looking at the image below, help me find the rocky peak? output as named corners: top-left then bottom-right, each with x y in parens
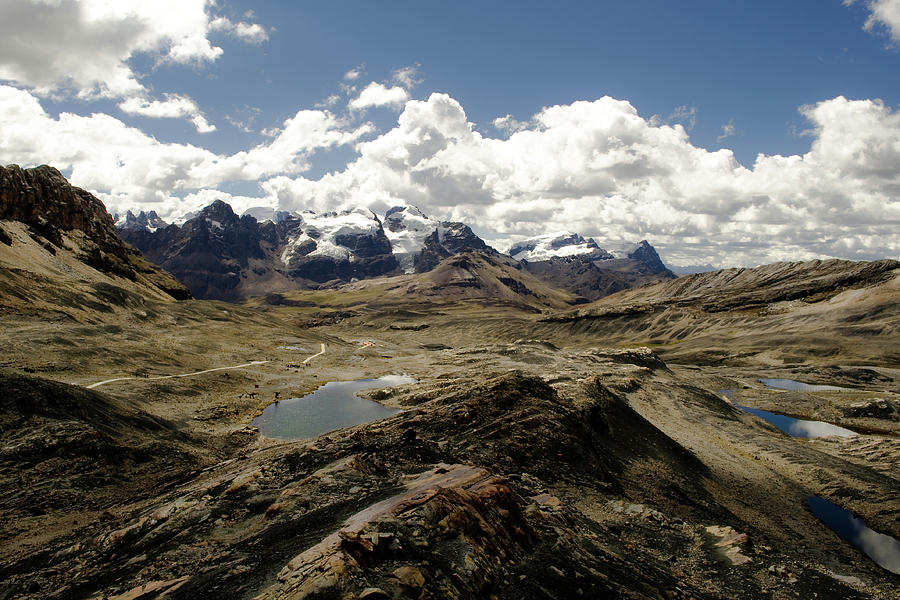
top-left (509, 231), bottom-right (611, 262)
top-left (414, 221), bottom-right (491, 273)
top-left (1, 164), bottom-right (121, 250)
top-left (0, 164), bottom-right (190, 299)
top-left (116, 209), bottom-right (167, 232)
top-left (196, 199), bottom-right (240, 230)
top-left (622, 240), bottom-right (669, 274)
top-left (384, 205), bottom-right (430, 233)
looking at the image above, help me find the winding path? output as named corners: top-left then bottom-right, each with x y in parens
top-left (85, 360), bottom-right (270, 389)
top-left (302, 343), bottom-right (327, 364)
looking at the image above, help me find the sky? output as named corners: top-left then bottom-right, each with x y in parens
top-left (1, 0), bottom-right (900, 268)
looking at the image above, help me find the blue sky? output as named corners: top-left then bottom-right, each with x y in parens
top-left (2, 0), bottom-right (899, 267)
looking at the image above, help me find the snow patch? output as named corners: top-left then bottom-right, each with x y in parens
top-left (383, 205), bottom-right (440, 273)
top-left (281, 208), bottom-right (384, 266)
top-left (509, 231), bottom-right (601, 262)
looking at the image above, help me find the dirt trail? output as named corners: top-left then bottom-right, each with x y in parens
top-left (85, 360), bottom-right (270, 389)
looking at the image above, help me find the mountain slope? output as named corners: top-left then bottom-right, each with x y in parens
top-left (0, 164), bottom-right (190, 315)
top-left (535, 258), bottom-right (900, 365)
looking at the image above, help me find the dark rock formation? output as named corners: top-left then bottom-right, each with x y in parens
top-left (415, 222), bottom-right (490, 272)
top-left (0, 164), bottom-right (190, 300)
top-left (116, 210), bottom-right (167, 232)
top-left (122, 200), bottom-right (298, 301)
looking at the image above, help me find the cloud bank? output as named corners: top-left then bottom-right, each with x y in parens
top-left (0, 0), bottom-right (266, 129)
top-left (1, 85), bottom-right (898, 266)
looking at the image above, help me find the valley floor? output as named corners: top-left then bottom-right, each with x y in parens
top-left (0, 286), bottom-right (898, 599)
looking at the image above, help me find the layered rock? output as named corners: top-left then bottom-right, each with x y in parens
top-left (0, 164), bottom-right (190, 300)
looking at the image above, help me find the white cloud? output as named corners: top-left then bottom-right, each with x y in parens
top-left (3, 67), bottom-right (898, 267)
top-left (392, 64), bottom-right (422, 89)
top-left (209, 16), bottom-right (269, 44)
top-left (118, 93), bottom-right (215, 133)
top-left (261, 93), bottom-right (900, 266)
top-left (349, 82), bottom-right (410, 111)
top-left (315, 94), bottom-right (341, 109)
top-left (717, 119), bottom-right (737, 142)
top-left (0, 84), bottom-right (371, 219)
top-left (493, 114), bottom-right (529, 135)
top-left (0, 0), bottom-right (267, 99)
top-left (344, 65), bottom-right (365, 81)
top-left (846, 0), bottom-right (900, 43)
top-left (668, 105), bottom-right (697, 130)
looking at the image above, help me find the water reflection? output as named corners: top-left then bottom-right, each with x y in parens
top-left (760, 378), bottom-right (846, 392)
top-left (738, 406), bottom-right (857, 438)
top-left (251, 375), bottom-right (415, 440)
top-left (807, 495), bottom-right (900, 575)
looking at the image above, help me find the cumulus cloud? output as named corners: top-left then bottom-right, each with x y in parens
top-left (260, 93), bottom-right (900, 266)
top-left (0, 84), bottom-right (371, 219)
top-left (0, 0), bottom-right (267, 129)
top-left (493, 114), bottom-right (529, 135)
top-left (846, 0), bottom-right (900, 43)
top-left (348, 82), bottom-right (410, 111)
top-left (0, 0), bottom-right (265, 98)
top-left (3, 71), bottom-right (898, 266)
top-left (118, 94), bottom-right (215, 133)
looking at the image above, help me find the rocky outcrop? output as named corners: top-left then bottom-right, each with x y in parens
top-left (1, 164), bottom-right (120, 249)
top-left (414, 221), bottom-right (490, 272)
top-left (0, 164), bottom-right (190, 300)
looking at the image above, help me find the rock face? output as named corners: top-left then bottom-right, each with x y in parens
top-left (122, 200), bottom-right (299, 301)
top-left (513, 233), bottom-right (676, 301)
top-left (383, 205), bottom-right (491, 273)
top-left (414, 221), bottom-right (490, 273)
top-left (280, 208), bottom-right (398, 283)
top-left (124, 205), bottom-right (402, 299)
top-left (0, 164), bottom-right (190, 300)
top-left (115, 210), bottom-right (167, 232)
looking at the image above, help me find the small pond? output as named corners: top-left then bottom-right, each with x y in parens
top-left (251, 375), bottom-right (415, 440)
top-left (807, 495), bottom-right (900, 575)
top-left (738, 406), bottom-right (857, 439)
top-left (760, 378), bottom-right (847, 392)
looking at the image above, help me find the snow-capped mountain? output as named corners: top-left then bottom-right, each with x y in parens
top-left (508, 232), bottom-right (676, 301)
top-left (508, 232), bottom-right (612, 262)
top-left (383, 205), bottom-right (440, 272)
top-left (118, 199), bottom-right (672, 302)
top-left (280, 208), bottom-right (398, 282)
top-left (114, 210), bottom-right (168, 233)
top-left (383, 205), bottom-right (491, 273)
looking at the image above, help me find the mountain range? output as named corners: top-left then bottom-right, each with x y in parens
top-left (117, 197), bottom-right (674, 302)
